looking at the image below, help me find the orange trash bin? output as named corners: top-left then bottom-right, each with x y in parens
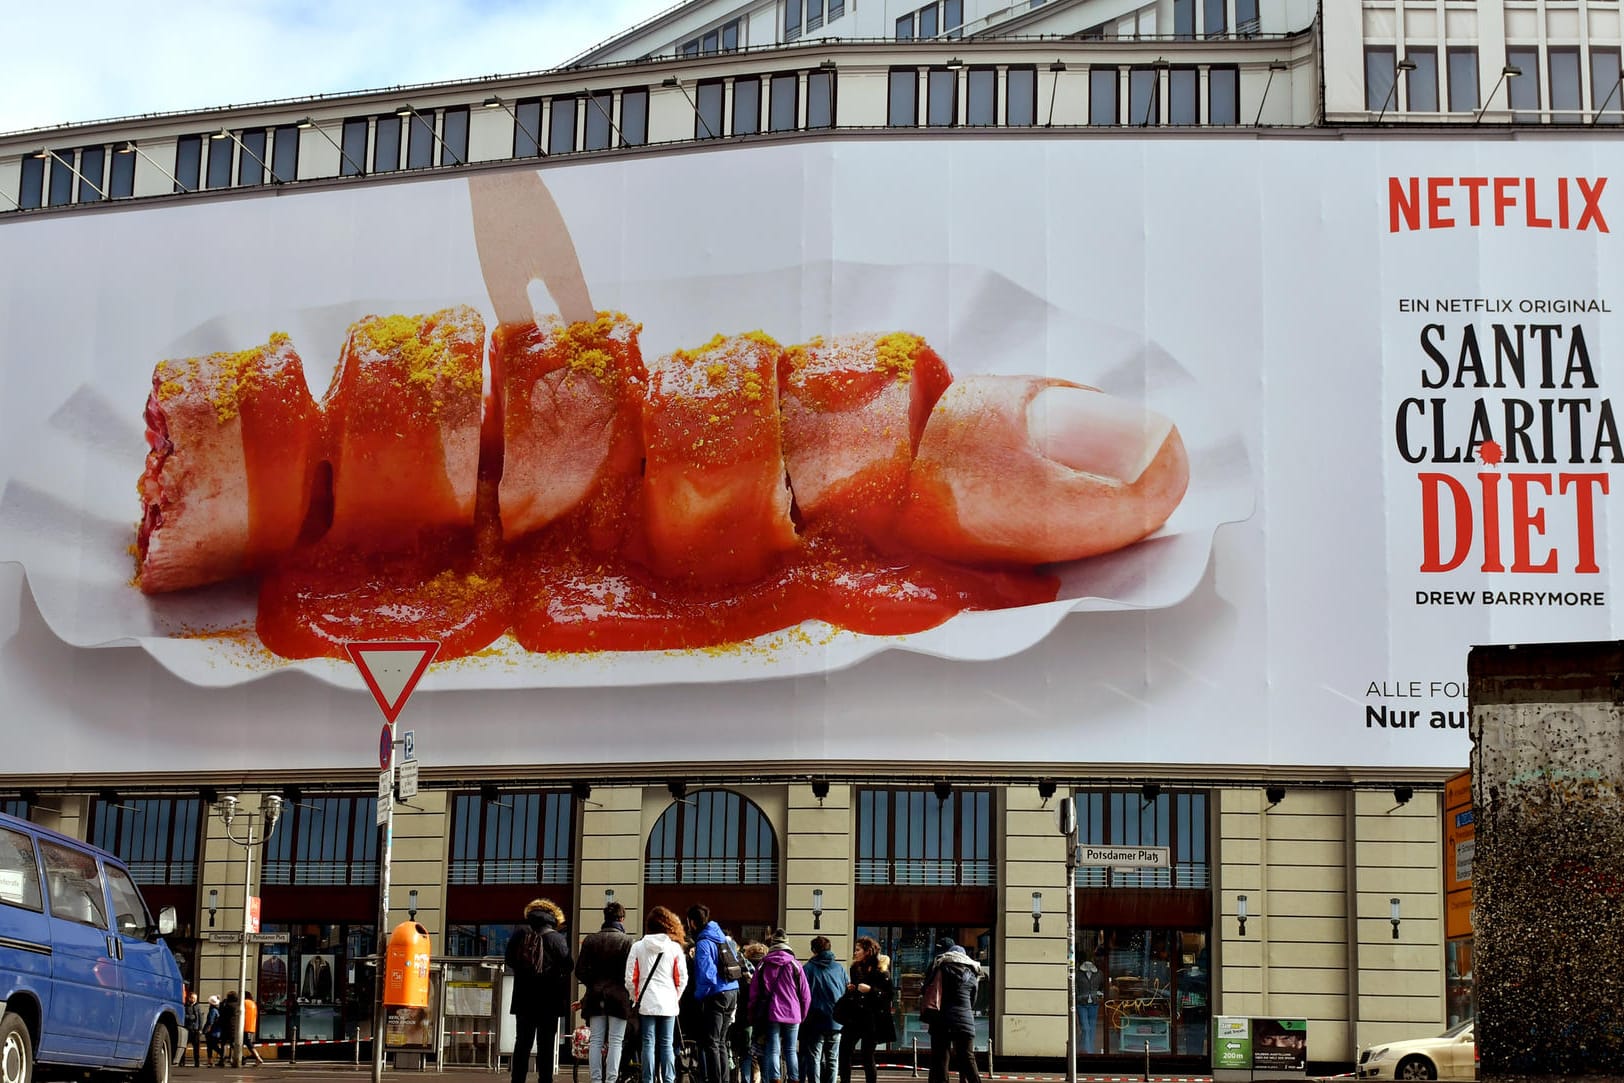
top-left (384, 921), bottom-right (432, 1008)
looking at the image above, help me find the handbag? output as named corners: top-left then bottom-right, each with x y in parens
top-left (572, 1024), bottom-right (592, 1060)
top-left (833, 991), bottom-right (862, 1028)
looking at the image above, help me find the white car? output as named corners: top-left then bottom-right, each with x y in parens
top-left (1357, 1019), bottom-right (1476, 1080)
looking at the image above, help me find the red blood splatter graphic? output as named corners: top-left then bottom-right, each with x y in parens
top-left (1479, 440), bottom-right (1504, 467)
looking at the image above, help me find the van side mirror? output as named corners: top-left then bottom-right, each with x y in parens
top-left (157, 905), bottom-right (178, 937)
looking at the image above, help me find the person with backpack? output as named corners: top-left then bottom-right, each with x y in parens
top-left (626, 906), bottom-right (689, 1083)
top-left (798, 937), bottom-right (848, 1083)
top-left (921, 938), bottom-right (983, 1083)
top-left (577, 900), bottom-right (636, 1083)
top-left (507, 897), bottom-right (573, 1083)
top-left (685, 904), bottom-right (740, 1083)
top-left (749, 931), bottom-right (810, 1083)
top-left (837, 938), bottom-right (894, 1083)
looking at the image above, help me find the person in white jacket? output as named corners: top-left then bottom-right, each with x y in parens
top-left (625, 906), bottom-right (690, 1083)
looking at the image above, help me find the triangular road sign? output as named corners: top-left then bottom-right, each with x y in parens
top-left (345, 641), bottom-right (440, 723)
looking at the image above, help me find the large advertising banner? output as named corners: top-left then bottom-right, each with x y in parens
top-left (0, 138), bottom-right (1617, 774)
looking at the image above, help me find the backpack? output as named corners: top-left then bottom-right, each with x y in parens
top-left (717, 937), bottom-right (745, 983)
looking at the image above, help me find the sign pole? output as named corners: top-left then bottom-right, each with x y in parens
top-left (374, 743), bottom-right (393, 1083)
top-left (1060, 798), bottom-right (1079, 1083)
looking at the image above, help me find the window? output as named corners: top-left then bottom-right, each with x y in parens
top-left (1090, 67), bottom-right (1119, 125)
top-left (829, 0), bottom-right (844, 20)
top-left (105, 864), bottom-right (152, 938)
top-left (806, 0), bottom-right (823, 32)
top-left (770, 73), bottom-right (798, 132)
top-left (1077, 928), bottom-right (1210, 1056)
top-left (442, 107), bottom-right (469, 164)
top-left (0, 826), bottom-right (42, 910)
top-left (237, 129), bottom-right (267, 186)
top-left (1209, 66), bottom-right (1239, 124)
top-left (1130, 67), bottom-right (1160, 125)
top-left (1203, 0), bottom-right (1225, 37)
top-left (927, 68), bottom-right (958, 126)
top-left (548, 97), bottom-right (577, 154)
top-left (448, 791), bottom-right (574, 884)
top-left (646, 790), bottom-right (777, 885)
top-left (855, 788), bottom-right (993, 886)
top-left (373, 115), bottom-right (401, 171)
top-left (18, 156), bottom-right (43, 208)
top-left (514, 99), bottom-right (543, 158)
top-left (734, 77), bottom-right (762, 135)
top-left (697, 80), bottom-right (725, 138)
top-left (918, 3), bottom-right (938, 39)
top-left (1593, 49), bottom-right (1623, 125)
top-left (944, 0), bottom-right (962, 37)
top-left (787, 0), bottom-right (802, 40)
top-left (1169, 67), bottom-right (1198, 124)
top-left (47, 149), bottom-right (74, 205)
top-left (585, 92), bottom-right (615, 150)
top-left (1236, 0), bottom-right (1260, 35)
top-left (1407, 48), bottom-right (1439, 113)
top-left (683, 40), bottom-right (700, 57)
top-left (407, 112), bottom-right (435, 169)
top-left (0, 800), bottom-right (25, 820)
top-left (78, 146), bottom-right (105, 202)
top-left (1072, 789), bottom-right (1209, 889)
top-left (205, 133), bottom-right (233, 189)
top-left (1007, 66), bottom-right (1036, 126)
top-left (90, 797), bottom-right (202, 885)
top-left (39, 839), bottom-right (106, 927)
top-left (967, 68), bottom-right (997, 125)
top-left (109, 149), bottom-right (135, 197)
top-left (703, 29), bottom-right (720, 53)
top-left (340, 118), bottom-right (368, 175)
top-left (1507, 46), bottom-right (1541, 120)
top-left (723, 20), bottom-right (739, 49)
top-left (261, 796), bottom-right (379, 886)
top-left (1447, 47), bottom-right (1479, 112)
top-left (1173, 0), bottom-right (1194, 39)
top-left (895, 14), bottom-right (914, 40)
top-left (621, 88), bottom-right (649, 145)
top-left (272, 125), bottom-right (299, 183)
top-left (808, 69), bottom-right (835, 128)
top-left (175, 134), bottom-right (202, 191)
top-left (1550, 47), bottom-right (1582, 123)
top-left (1365, 46), bottom-right (1398, 111)
top-left (889, 69), bottom-right (918, 125)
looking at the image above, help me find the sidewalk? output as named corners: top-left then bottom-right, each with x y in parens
top-left (170, 1067), bottom-right (1256, 1083)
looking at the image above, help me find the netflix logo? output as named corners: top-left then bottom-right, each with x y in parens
top-left (1389, 177), bottom-right (1609, 233)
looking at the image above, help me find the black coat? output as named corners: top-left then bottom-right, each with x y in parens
top-left (575, 922), bottom-right (635, 1020)
top-left (924, 952), bottom-right (980, 1038)
top-left (842, 955), bottom-right (896, 1043)
top-left (506, 918), bottom-right (573, 1018)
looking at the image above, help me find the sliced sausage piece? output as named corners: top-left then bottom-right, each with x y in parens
top-left (780, 332), bottom-right (951, 544)
top-left (897, 376), bottom-right (1189, 565)
top-left (640, 333), bottom-right (797, 583)
top-left (137, 333), bottom-right (320, 593)
top-left (323, 307), bottom-right (485, 547)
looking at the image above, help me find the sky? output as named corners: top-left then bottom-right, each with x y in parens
top-left (2, 0), bottom-right (682, 135)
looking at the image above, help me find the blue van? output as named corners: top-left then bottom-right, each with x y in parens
top-left (0, 810), bottom-right (184, 1083)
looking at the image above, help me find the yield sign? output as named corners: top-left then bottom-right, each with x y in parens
top-left (345, 641), bottom-right (439, 723)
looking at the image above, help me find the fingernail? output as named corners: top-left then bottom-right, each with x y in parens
top-left (1026, 386), bottom-right (1173, 484)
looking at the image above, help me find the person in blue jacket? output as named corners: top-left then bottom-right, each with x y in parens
top-left (686, 904), bottom-right (740, 1083)
top-left (799, 936), bottom-right (849, 1083)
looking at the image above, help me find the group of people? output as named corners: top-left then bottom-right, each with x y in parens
top-left (505, 898), bottom-right (985, 1083)
top-left (175, 988), bottom-right (266, 1068)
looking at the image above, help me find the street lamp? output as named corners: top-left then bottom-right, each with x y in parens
top-left (1031, 891), bottom-right (1042, 933)
top-left (1390, 897), bottom-right (1403, 939)
top-left (216, 793), bottom-right (284, 1067)
top-left (812, 888), bottom-right (824, 930)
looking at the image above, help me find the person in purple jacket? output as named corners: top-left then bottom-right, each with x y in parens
top-left (749, 930), bottom-right (811, 1083)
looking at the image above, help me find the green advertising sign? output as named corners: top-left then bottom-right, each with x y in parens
top-left (1214, 1017), bottom-right (1251, 1069)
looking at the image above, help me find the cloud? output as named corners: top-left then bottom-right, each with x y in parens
top-left (1, 0), bottom-right (680, 135)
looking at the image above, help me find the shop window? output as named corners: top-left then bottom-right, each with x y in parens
top-left (1209, 66), bottom-right (1239, 124)
top-left (1593, 49), bottom-right (1623, 125)
top-left (549, 97), bottom-right (578, 154)
top-left (254, 921), bottom-right (375, 1043)
top-left (442, 107), bottom-right (470, 164)
top-left (966, 68), bottom-right (996, 126)
top-left (372, 114), bottom-right (401, 173)
top-left (448, 790), bottom-right (574, 885)
top-left (205, 133), bottom-right (234, 188)
top-left (1446, 938), bottom-right (1474, 1026)
top-left (1130, 67), bottom-right (1160, 126)
top-left (621, 88), bottom-right (650, 145)
top-left (1550, 47), bottom-right (1582, 123)
top-left (1168, 67), bottom-right (1198, 125)
top-left (272, 125), bottom-right (299, 183)
top-left (858, 923), bottom-right (993, 1052)
top-left (90, 796), bottom-right (202, 886)
top-left (340, 118), bottom-right (368, 175)
top-left (1076, 929), bottom-right (1209, 1056)
top-left (1090, 68), bottom-right (1119, 125)
top-left (261, 795), bottom-right (379, 887)
top-left (646, 789), bottom-right (777, 885)
top-left (1006, 66), bottom-right (1036, 125)
top-left (514, 98), bottom-right (543, 158)
top-left (734, 77), bottom-right (762, 135)
top-left (927, 68), bottom-right (957, 127)
top-left (1073, 789), bottom-right (1208, 889)
top-left (856, 788), bottom-right (992, 886)
top-left (1447, 47), bottom-right (1479, 112)
top-left (696, 80), bottom-right (725, 138)
top-left (18, 155), bottom-right (44, 208)
top-left (1507, 45), bottom-right (1540, 121)
top-left (585, 92), bottom-right (615, 150)
top-left (889, 69), bottom-right (919, 126)
top-left (808, 69), bottom-right (835, 128)
top-left (770, 72), bottom-right (799, 132)
top-left (1365, 46), bottom-right (1397, 112)
top-left (1407, 48), bottom-right (1439, 113)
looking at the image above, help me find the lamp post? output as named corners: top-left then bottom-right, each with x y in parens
top-left (216, 794), bottom-right (284, 1068)
top-left (1058, 796), bottom-right (1079, 1083)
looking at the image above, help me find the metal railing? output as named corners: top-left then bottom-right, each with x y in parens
top-left (644, 857), bottom-right (777, 884)
top-left (1074, 863), bottom-right (1209, 889)
top-left (261, 860), bottom-right (378, 887)
top-left (855, 858), bottom-right (994, 886)
top-left (447, 857), bottom-right (572, 884)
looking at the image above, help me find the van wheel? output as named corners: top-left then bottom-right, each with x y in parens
top-left (136, 1026), bottom-right (170, 1083)
top-left (0, 1012), bottom-right (32, 1083)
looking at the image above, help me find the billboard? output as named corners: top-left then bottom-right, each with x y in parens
top-left (0, 137), bottom-right (1618, 774)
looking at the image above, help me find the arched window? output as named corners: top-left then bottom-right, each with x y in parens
top-left (646, 789), bottom-right (777, 884)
